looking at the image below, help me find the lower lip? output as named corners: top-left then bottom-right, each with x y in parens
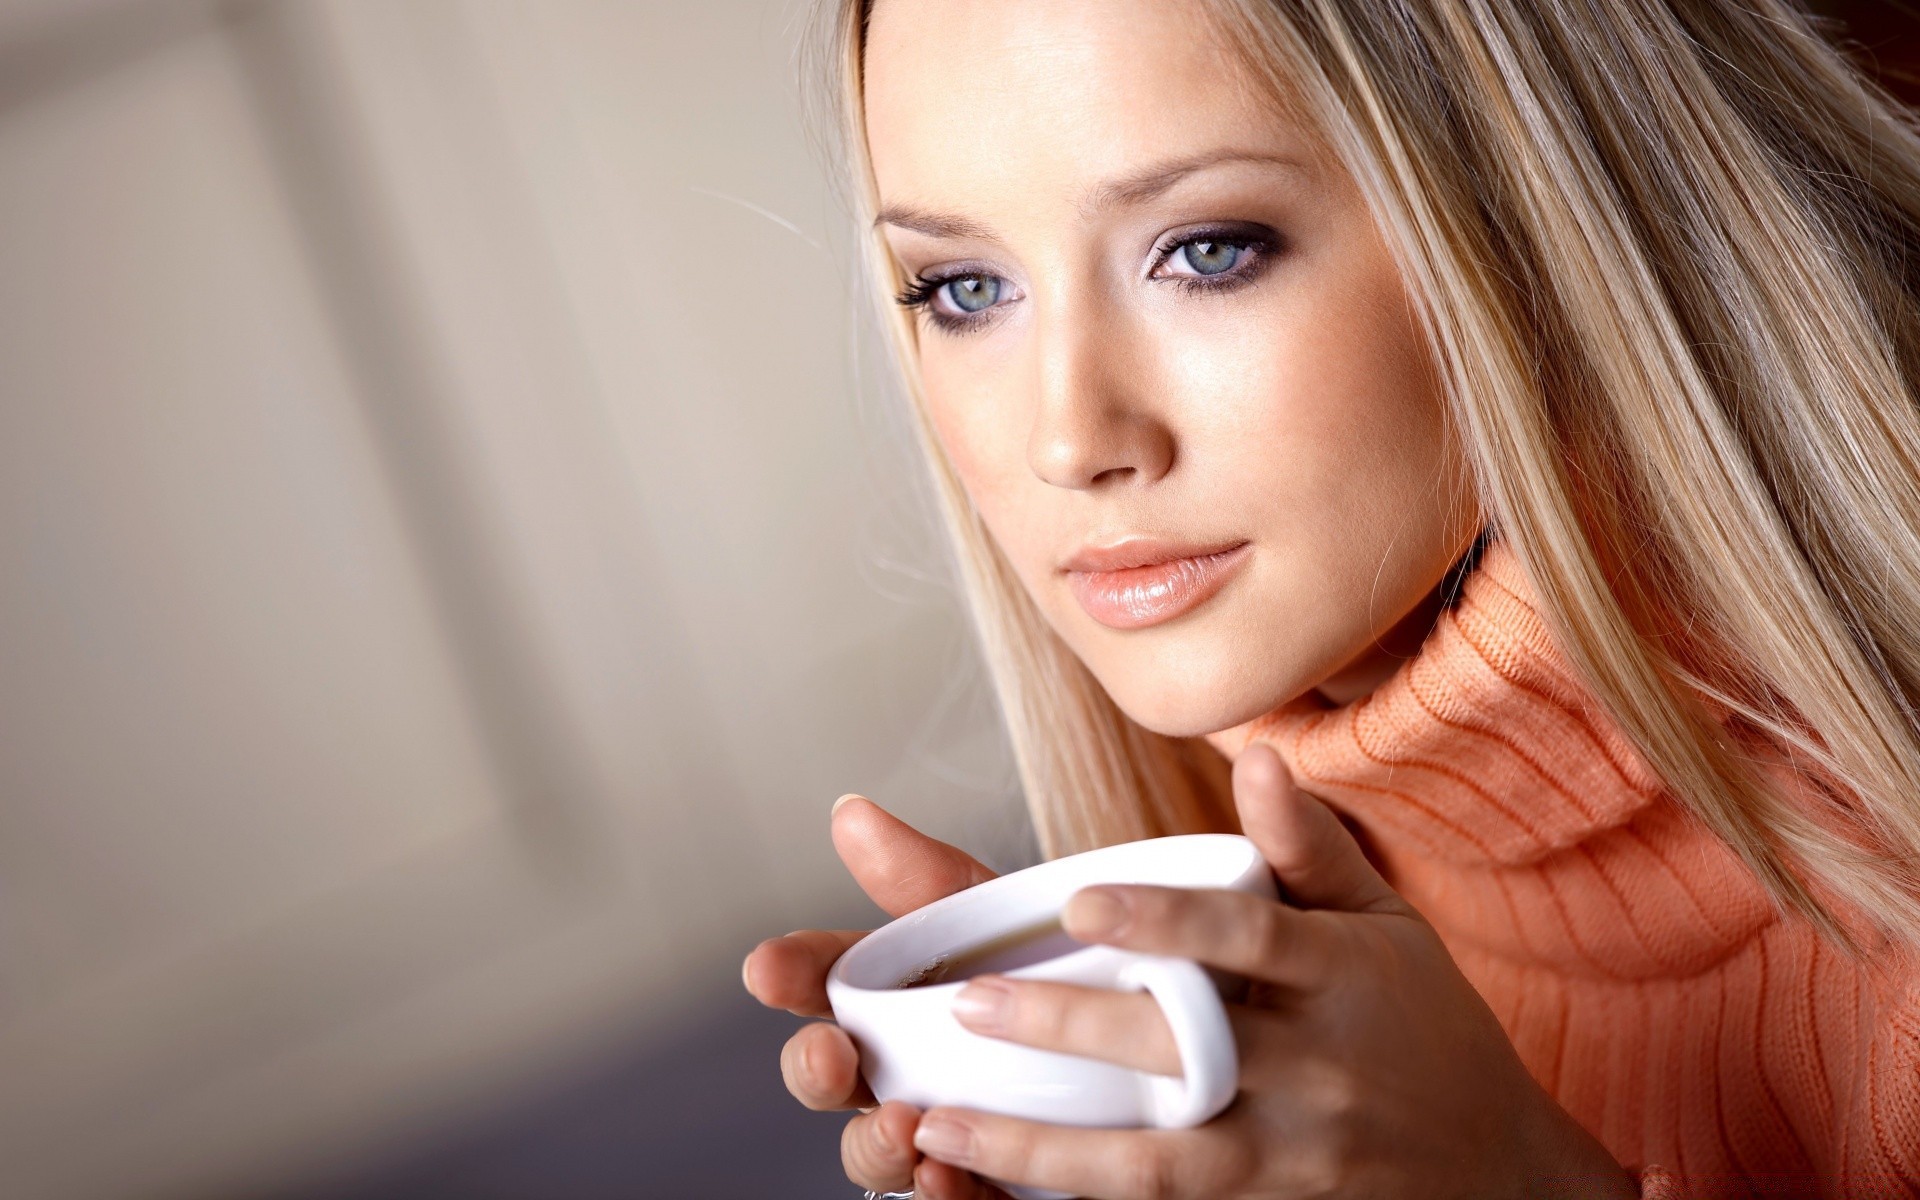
top-left (1065, 543), bottom-right (1252, 630)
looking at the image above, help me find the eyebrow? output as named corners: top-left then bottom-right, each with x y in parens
top-left (871, 149), bottom-right (1312, 240)
top-left (1081, 150), bottom-right (1312, 214)
top-left (870, 205), bottom-right (997, 240)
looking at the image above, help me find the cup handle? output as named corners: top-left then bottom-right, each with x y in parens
top-left (1113, 954), bottom-right (1238, 1127)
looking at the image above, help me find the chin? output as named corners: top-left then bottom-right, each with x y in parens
top-left (1083, 645), bottom-right (1307, 740)
top-left (1042, 584), bottom-right (1345, 740)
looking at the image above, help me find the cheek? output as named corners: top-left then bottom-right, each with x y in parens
top-left (919, 357), bottom-right (1036, 542)
top-left (921, 366), bottom-right (992, 496)
top-left (1166, 264), bottom-right (1456, 535)
top-left (1117, 261), bottom-right (1470, 710)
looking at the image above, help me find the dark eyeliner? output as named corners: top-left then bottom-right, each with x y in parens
top-left (894, 268), bottom-right (1008, 334)
top-left (1149, 223), bottom-right (1280, 292)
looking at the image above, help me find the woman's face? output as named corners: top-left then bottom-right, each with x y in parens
top-left (864, 0), bottom-right (1482, 741)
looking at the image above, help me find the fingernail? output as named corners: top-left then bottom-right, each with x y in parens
top-left (914, 1114), bottom-right (974, 1165)
top-left (740, 951), bottom-right (756, 994)
top-left (950, 977), bottom-right (1011, 1032)
top-left (832, 794), bottom-right (861, 819)
top-left (1064, 886), bottom-right (1129, 938)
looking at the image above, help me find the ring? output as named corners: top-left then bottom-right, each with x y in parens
top-left (862, 1191), bottom-right (914, 1199)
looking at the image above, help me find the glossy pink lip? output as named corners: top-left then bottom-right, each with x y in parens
top-left (1062, 539), bottom-right (1252, 630)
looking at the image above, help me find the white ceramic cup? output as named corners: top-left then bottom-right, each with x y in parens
top-left (826, 833), bottom-right (1279, 1200)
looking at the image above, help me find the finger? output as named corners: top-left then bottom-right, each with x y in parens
top-left (832, 794), bottom-right (998, 917)
top-left (952, 975), bottom-right (1297, 1085)
top-left (842, 1100), bottom-right (922, 1194)
top-left (1235, 740), bottom-right (1412, 917)
top-left (951, 975), bottom-right (1178, 1074)
top-left (914, 1156), bottom-right (1015, 1200)
top-left (781, 1021), bottom-right (875, 1110)
top-left (743, 928), bottom-right (868, 1017)
top-left (1062, 882), bottom-right (1344, 990)
top-left (913, 1107), bottom-right (1246, 1200)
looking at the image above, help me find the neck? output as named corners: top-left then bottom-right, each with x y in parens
top-left (1205, 530), bottom-right (1489, 758)
top-left (1311, 578), bottom-right (1453, 705)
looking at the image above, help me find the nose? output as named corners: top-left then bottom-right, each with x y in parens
top-left (1025, 298), bottom-right (1175, 491)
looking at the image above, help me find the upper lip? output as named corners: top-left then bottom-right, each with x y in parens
top-left (1060, 537), bottom-right (1249, 574)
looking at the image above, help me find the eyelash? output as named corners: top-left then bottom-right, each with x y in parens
top-left (1150, 225), bottom-right (1279, 293)
top-left (894, 225), bottom-right (1279, 334)
top-left (894, 273), bottom-right (1008, 336)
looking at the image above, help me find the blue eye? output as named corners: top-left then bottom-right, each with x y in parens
top-left (1174, 239), bottom-right (1242, 275)
top-left (943, 275), bottom-right (1000, 312)
top-left (895, 269), bottom-right (1014, 331)
top-left (1152, 226), bottom-right (1277, 289)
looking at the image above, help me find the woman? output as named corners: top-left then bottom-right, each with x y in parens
top-left (742, 0), bottom-right (1920, 1195)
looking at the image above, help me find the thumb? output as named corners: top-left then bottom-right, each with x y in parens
top-left (830, 794), bottom-right (998, 918)
top-left (1234, 741), bottom-right (1410, 917)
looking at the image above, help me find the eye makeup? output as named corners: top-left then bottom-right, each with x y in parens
top-left (895, 268), bottom-right (1015, 334)
top-left (893, 219), bottom-right (1284, 334)
top-left (1147, 221), bottom-right (1281, 293)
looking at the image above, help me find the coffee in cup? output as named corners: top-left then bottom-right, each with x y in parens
top-left (894, 916), bottom-right (1081, 987)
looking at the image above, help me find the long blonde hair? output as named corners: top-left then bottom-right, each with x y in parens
top-left (805, 0), bottom-right (1920, 961)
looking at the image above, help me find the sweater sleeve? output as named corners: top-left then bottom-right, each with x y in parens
top-left (1636, 1164), bottom-right (1683, 1199)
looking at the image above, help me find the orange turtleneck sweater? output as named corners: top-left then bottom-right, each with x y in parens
top-left (1224, 538), bottom-right (1920, 1199)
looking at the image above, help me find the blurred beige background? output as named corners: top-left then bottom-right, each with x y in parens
top-left (0, 1), bottom-right (1033, 1196)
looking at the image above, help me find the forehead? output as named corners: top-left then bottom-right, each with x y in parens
top-left (862, 0), bottom-right (1310, 215)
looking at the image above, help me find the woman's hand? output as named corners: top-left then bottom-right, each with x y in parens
top-left (741, 794), bottom-right (1008, 1198)
top-left (911, 742), bottom-right (1641, 1200)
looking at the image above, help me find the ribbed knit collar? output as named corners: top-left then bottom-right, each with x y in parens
top-left (1215, 536), bottom-right (1785, 979)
